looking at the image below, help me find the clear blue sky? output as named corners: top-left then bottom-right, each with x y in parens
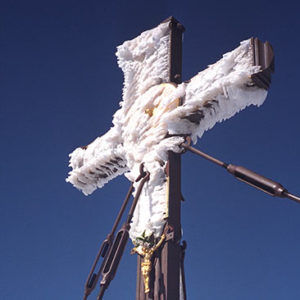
top-left (1, 1), bottom-right (300, 299)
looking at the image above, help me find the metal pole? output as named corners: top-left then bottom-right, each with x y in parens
top-left (136, 16), bottom-right (185, 300)
top-left (182, 139), bottom-right (300, 204)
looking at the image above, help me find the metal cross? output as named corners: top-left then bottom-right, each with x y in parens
top-left (66, 17), bottom-right (275, 299)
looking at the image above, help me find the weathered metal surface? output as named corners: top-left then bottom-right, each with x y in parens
top-left (182, 136), bottom-right (227, 168)
top-left (83, 184), bottom-right (134, 300)
top-left (160, 154), bottom-right (182, 300)
top-left (251, 37), bottom-right (275, 89)
top-left (182, 139), bottom-right (300, 204)
top-left (135, 16), bottom-right (185, 300)
top-left (98, 171), bottom-right (150, 299)
top-left (167, 16), bottom-right (185, 84)
top-left (161, 16), bottom-right (184, 300)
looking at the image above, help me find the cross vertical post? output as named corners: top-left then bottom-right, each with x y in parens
top-left (136, 17), bottom-right (185, 300)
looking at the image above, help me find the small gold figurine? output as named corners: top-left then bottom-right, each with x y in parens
top-left (131, 234), bottom-right (166, 294)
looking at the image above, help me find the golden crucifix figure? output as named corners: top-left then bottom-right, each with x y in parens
top-left (131, 234), bottom-right (166, 294)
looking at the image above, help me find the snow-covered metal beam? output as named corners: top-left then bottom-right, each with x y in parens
top-left (66, 18), bottom-right (274, 244)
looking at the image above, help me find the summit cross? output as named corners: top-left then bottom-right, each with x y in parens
top-left (66, 17), bottom-right (274, 299)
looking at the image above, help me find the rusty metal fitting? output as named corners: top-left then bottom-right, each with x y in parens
top-left (163, 224), bottom-right (176, 242)
top-left (135, 163), bottom-right (147, 182)
top-left (180, 136), bottom-right (192, 153)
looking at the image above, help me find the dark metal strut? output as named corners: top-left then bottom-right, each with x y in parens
top-left (83, 184), bottom-right (134, 300)
top-left (97, 168), bottom-right (150, 300)
top-left (181, 136), bottom-right (300, 204)
top-left (83, 164), bottom-right (150, 300)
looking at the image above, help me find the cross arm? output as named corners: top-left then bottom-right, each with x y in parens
top-left (66, 126), bottom-right (128, 195)
top-left (66, 19), bottom-right (174, 199)
top-left (165, 37), bottom-right (274, 142)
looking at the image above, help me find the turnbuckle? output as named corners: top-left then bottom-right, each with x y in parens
top-left (83, 163), bottom-right (150, 300)
top-left (83, 183), bottom-right (134, 300)
top-left (180, 136), bottom-right (300, 203)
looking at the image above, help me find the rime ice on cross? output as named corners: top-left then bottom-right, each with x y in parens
top-left (66, 19), bottom-right (274, 244)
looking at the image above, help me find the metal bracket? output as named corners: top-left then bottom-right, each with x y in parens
top-left (251, 37), bottom-right (275, 90)
top-left (166, 231), bottom-right (175, 241)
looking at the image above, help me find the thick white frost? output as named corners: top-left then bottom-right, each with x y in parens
top-left (67, 20), bottom-right (268, 243)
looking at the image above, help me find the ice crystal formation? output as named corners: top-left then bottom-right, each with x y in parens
top-left (67, 20), bottom-right (269, 243)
